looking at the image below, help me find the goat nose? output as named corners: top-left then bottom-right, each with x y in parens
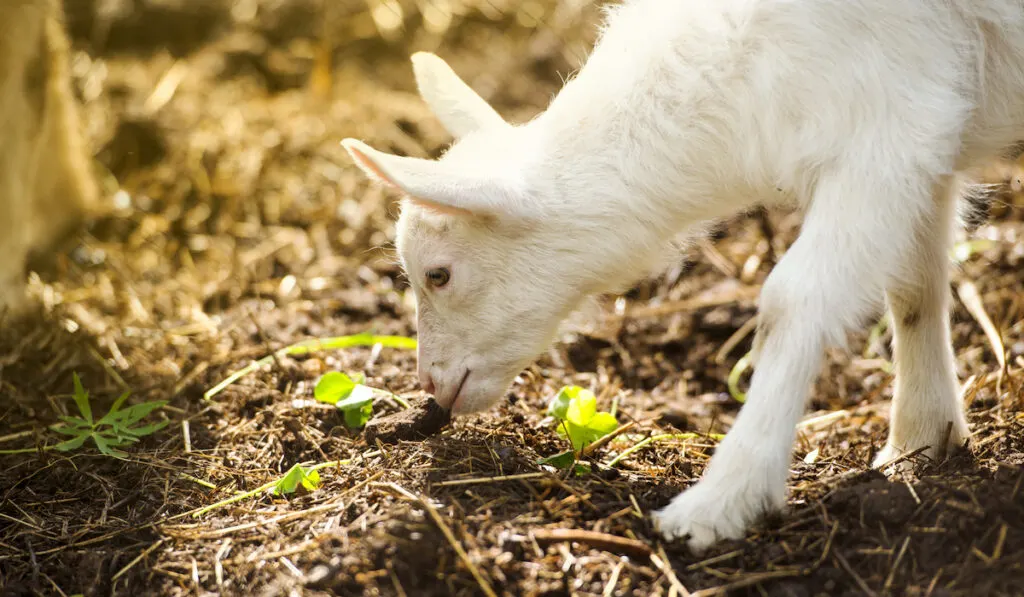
top-left (420, 371), bottom-right (436, 395)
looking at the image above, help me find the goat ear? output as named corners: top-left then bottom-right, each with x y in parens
top-left (342, 138), bottom-right (513, 218)
top-left (411, 52), bottom-right (508, 139)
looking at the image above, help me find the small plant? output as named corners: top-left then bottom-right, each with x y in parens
top-left (546, 385), bottom-right (619, 451)
top-left (314, 371), bottom-right (378, 429)
top-left (50, 374), bottom-right (168, 458)
top-left (270, 463), bottom-right (322, 496)
top-left (191, 460), bottom-right (341, 517)
top-left (538, 386), bottom-right (619, 476)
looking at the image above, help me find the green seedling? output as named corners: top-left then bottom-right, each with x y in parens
top-left (538, 386), bottom-right (618, 475)
top-left (191, 460), bottom-right (341, 517)
top-left (546, 385), bottom-right (619, 452)
top-left (204, 332), bottom-right (417, 400)
top-left (52, 374), bottom-right (168, 458)
top-left (270, 463), bottom-right (322, 496)
top-left (314, 371), bottom-right (376, 428)
top-left (0, 373), bottom-right (167, 458)
top-left (314, 371), bottom-right (411, 429)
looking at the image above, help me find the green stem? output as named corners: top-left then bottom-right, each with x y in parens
top-left (190, 460), bottom-right (344, 518)
top-left (0, 445), bottom-right (57, 455)
top-left (389, 393), bottom-right (412, 410)
top-left (727, 352), bottom-right (751, 403)
top-left (205, 333), bottom-right (417, 400)
top-left (191, 480), bottom-right (278, 518)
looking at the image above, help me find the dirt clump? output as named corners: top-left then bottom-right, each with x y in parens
top-left (364, 397), bottom-right (452, 444)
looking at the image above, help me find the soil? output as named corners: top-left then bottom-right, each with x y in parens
top-left (2, 1), bottom-right (1024, 596)
top-left (364, 398), bottom-right (452, 445)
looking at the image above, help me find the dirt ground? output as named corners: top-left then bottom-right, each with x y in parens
top-left (2, 1), bottom-right (1024, 596)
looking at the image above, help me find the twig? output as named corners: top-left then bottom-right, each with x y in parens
top-left (698, 239), bottom-right (739, 279)
top-left (606, 433), bottom-right (723, 468)
top-left (834, 551), bottom-right (877, 597)
top-left (884, 537), bottom-right (910, 591)
top-left (171, 499), bottom-right (346, 540)
top-left (796, 409), bottom-right (849, 430)
top-left (181, 420), bottom-right (192, 453)
top-left (603, 560), bottom-right (625, 597)
top-left (607, 285), bottom-right (760, 321)
top-left (689, 570), bottom-right (804, 597)
top-left (436, 472), bottom-right (548, 487)
top-left (0, 430), bottom-right (34, 444)
top-left (872, 445), bottom-right (931, 475)
top-left (581, 421), bottom-right (637, 457)
top-left (715, 316), bottom-right (758, 364)
top-left (111, 539), bottom-right (166, 582)
top-left (214, 539), bottom-right (232, 588)
top-left (143, 60), bottom-right (188, 114)
top-left (650, 547), bottom-right (691, 596)
top-left (381, 482), bottom-right (498, 597)
top-left (685, 549), bottom-right (744, 571)
top-left (957, 281), bottom-right (1007, 394)
top-left (531, 528), bottom-right (652, 559)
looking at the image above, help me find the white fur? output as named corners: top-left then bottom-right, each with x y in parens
top-left (343, 0), bottom-right (1024, 552)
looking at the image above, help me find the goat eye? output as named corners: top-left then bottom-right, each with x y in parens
top-left (425, 267), bottom-right (451, 288)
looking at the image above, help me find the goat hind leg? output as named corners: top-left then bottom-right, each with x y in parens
top-left (874, 177), bottom-right (970, 469)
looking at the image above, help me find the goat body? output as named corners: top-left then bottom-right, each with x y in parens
top-left (343, 0), bottom-right (1024, 551)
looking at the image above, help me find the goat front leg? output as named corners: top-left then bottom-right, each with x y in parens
top-left (874, 177), bottom-right (969, 469)
top-left (653, 173), bottom-right (919, 552)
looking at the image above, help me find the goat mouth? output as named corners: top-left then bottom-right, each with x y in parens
top-left (449, 369), bottom-right (471, 412)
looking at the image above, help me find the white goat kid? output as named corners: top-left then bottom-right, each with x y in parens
top-left (343, 0), bottom-right (1024, 552)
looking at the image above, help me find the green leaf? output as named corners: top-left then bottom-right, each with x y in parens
top-left (538, 449), bottom-right (575, 469)
top-left (56, 415), bottom-right (91, 429)
top-left (548, 386), bottom-right (617, 452)
top-left (51, 425), bottom-right (88, 436)
top-left (102, 400), bottom-right (168, 428)
top-left (314, 372), bottom-right (357, 404)
top-left (336, 385), bottom-right (376, 429)
top-left (546, 386), bottom-right (575, 420)
top-left (587, 412), bottom-right (619, 435)
top-left (119, 419), bottom-right (170, 438)
top-left (571, 462), bottom-right (592, 476)
top-left (52, 433), bottom-right (90, 452)
top-left (566, 389), bottom-right (598, 427)
top-left (536, 450), bottom-right (591, 476)
top-left (108, 391), bottom-right (133, 414)
top-left (560, 422), bottom-right (606, 452)
top-left (335, 384), bottom-right (375, 410)
top-left (343, 400), bottom-right (374, 429)
top-left (91, 433), bottom-right (114, 456)
top-left (271, 463), bottom-right (322, 496)
top-left (71, 373), bottom-right (92, 424)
